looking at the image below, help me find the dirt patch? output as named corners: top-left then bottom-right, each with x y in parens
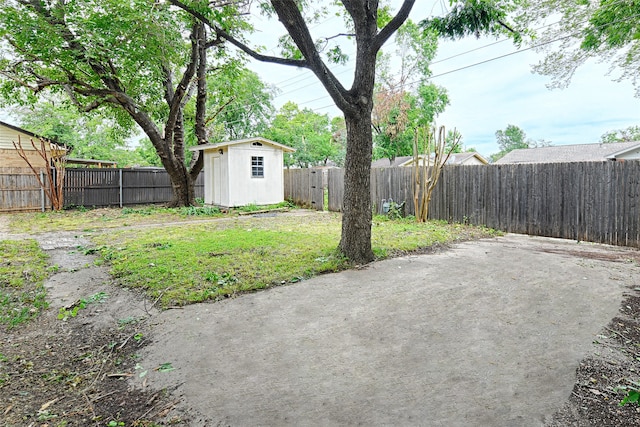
top-left (546, 291), bottom-right (640, 426)
top-left (133, 234), bottom-right (639, 425)
top-left (2, 217), bottom-right (640, 425)
top-left (0, 305), bottom-right (178, 426)
top-left (1, 232), bottom-right (179, 426)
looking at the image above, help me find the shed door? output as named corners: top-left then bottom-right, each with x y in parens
top-left (211, 155), bottom-right (222, 205)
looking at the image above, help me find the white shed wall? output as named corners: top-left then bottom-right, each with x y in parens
top-left (203, 148), bottom-right (230, 206)
top-left (227, 143), bottom-right (284, 207)
top-left (201, 141), bottom-right (286, 207)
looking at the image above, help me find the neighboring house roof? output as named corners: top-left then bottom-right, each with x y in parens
top-left (371, 156), bottom-right (414, 168)
top-left (372, 152), bottom-right (488, 168)
top-left (605, 143), bottom-right (640, 160)
top-left (495, 141), bottom-right (640, 164)
top-left (446, 152), bottom-right (489, 165)
top-left (190, 137), bottom-right (296, 153)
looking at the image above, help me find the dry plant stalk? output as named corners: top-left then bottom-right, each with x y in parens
top-left (12, 135), bottom-right (66, 210)
top-left (412, 125), bottom-right (460, 222)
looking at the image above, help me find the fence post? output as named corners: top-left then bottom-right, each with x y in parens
top-left (119, 168), bottom-right (123, 208)
top-left (40, 170), bottom-right (45, 212)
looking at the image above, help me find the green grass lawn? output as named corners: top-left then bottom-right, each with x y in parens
top-left (6, 204), bottom-right (226, 233)
top-left (87, 210), bottom-right (499, 307)
top-left (3, 206), bottom-right (499, 314)
top-left (0, 240), bottom-right (50, 328)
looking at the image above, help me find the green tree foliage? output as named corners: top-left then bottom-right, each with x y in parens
top-left (0, 0), bottom-right (249, 205)
top-left (421, 0), bottom-right (520, 41)
top-left (373, 20), bottom-right (449, 162)
top-left (514, 0), bottom-right (640, 97)
top-left (491, 124), bottom-right (551, 161)
top-left (205, 66), bottom-right (277, 142)
top-left (16, 99), bottom-right (154, 167)
top-left (264, 102), bottom-right (341, 167)
top-left (496, 124), bottom-right (529, 152)
top-left (131, 138), bottom-right (163, 167)
top-left (600, 125), bottom-right (640, 143)
top-left (171, 0), bottom-right (416, 263)
top-left (445, 129), bottom-right (464, 154)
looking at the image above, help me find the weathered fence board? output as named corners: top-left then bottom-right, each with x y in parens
top-left (64, 169), bottom-right (204, 207)
top-left (1, 168), bottom-right (204, 212)
top-left (291, 162), bottom-right (640, 248)
top-left (327, 168), bottom-right (344, 212)
top-left (0, 167), bottom-right (49, 212)
top-left (64, 168), bottom-right (120, 207)
top-left (284, 168), bottom-right (324, 210)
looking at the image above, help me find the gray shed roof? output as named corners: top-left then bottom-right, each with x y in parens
top-left (495, 141), bottom-right (640, 164)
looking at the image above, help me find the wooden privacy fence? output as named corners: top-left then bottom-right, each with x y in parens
top-left (0, 168), bottom-right (49, 212)
top-left (0, 168), bottom-right (204, 212)
top-left (64, 168), bottom-right (204, 208)
top-left (283, 168), bottom-right (324, 210)
top-left (312, 162), bottom-right (640, 248)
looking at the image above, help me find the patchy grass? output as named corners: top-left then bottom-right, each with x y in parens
top-left (0, 240), bottom-right (51, 328)
top-left (91, 212), bottom-right (499, 307)
top-left (7, 202), bottom-right (294, 233)
top-left (7, 205), bottom-right (217, 233)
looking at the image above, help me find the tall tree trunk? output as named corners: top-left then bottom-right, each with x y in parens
top-left (169, 0), bottom-right (416, 262)
top-left (167, 160), bottom-right (196, 206)
top-left (340, 109), bottom-right (375, 263)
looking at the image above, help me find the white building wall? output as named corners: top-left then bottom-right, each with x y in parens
top-left (203, 151), bottom-right (214, 205)
top-left (227, 143), bottom-right (284, 207)
top-left (617, 147), bottom-right (640, 160)
top-left (218, 149), bottom-right (230, 206)
top-left (460, 157), bottom-right (485, 166)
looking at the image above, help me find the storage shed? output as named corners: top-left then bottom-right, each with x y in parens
top-left (190, 137), bottom-right (295, 207)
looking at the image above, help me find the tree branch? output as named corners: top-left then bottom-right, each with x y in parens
top-left (190, 22), bottom-right (208, 179)
top-left (166, 0), bottom-right (308, 67)
top-left (270, 1), bottom-right (352, 111)
top-left (165, 23), bottom-right (201, 149)
top-left (372, 0), bottom-right (416, 52)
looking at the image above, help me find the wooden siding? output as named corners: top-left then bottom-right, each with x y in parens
top-left (0, 148), bottom-right (50, 169)
top-left (0, 124), bottom-right (35, 150)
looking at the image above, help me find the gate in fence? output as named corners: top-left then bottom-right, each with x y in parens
top-left (284, 168), bottom-right (325, 211)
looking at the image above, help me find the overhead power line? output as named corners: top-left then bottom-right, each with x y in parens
top-left (212, 3), bottom-right (638, 128)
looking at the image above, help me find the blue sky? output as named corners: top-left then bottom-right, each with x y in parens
top-left (2, 2), bottom-right (637, 160)
top-left (247, 4), bottom-right (640, 159)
